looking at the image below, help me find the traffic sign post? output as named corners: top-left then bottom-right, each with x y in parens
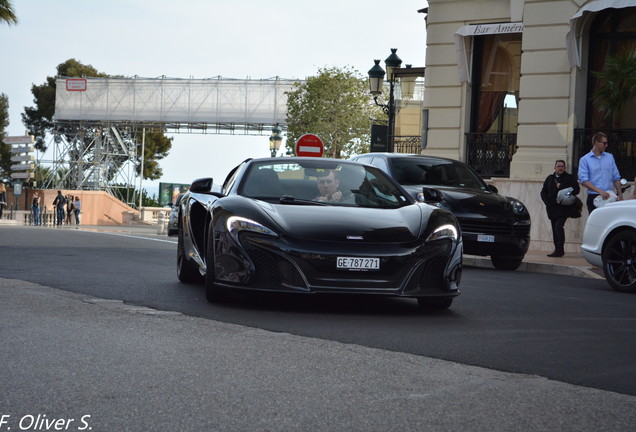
top-left (4, 135), bottom-right (36, 181)
top-left (295, 134), bottom-right (324, 157)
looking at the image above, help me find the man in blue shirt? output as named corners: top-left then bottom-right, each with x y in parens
top-left (578, 131), bottom-right (623, 214)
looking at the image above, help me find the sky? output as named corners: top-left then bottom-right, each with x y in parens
top-left (1, 0), bottom-right (428, 197)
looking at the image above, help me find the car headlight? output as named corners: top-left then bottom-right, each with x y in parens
top-left (426, 224), bottom-right (458, 242)
top-left (511, 199), bottom-right (527, 215)
top-left (227, 216), bottom-right (278, 242)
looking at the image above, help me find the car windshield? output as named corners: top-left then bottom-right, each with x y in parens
top-left (389, 157), bottom-right (489, 191)
top-left (240, 160), bottom-right (411, 209)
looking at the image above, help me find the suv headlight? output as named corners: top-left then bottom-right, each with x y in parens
top-left (511, 199), bottom-right (527, 215)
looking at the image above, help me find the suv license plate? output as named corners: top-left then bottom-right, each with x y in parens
top-left (477, 234), bottom-right (495, 242)
top-left (337, 257), bottom-right (380, 270)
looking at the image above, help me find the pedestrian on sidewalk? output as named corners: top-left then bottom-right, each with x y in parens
top-left (32, 192), bottom-right (41, 226)
top-left (52, 191), bottom-right (66, 225)
top-left (0, 182), bottom-right (6, 219)
top-left (578, 131), bottom-right (623, 214)
top-left (65, 195), bottom-right (75, 225)
top-left (541, 160), bottom-right (580, 257)
top-left (73, 196), bottom-right (81, 225)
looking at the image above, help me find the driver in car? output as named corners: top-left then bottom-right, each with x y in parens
top-left (315, 170), bottom-right (343, 203)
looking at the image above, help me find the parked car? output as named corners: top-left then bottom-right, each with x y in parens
top-left (167, 193), bottom-right (184, 237)
top-left (581, 199), bottom-right (636, 293)
top-left (350, 153), bottom-right (530, 270)
top-left (176, 157), bottom-right (463, 310)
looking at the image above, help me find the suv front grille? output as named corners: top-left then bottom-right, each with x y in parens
top-left (458, 218), bottom-right (530, 236)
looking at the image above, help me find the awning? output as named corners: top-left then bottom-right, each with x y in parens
top-left (566, 0), bottom-right (636, 68)
top-left (454, 22), bottom-right (524, 83)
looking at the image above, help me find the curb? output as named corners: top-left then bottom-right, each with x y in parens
top-left (463, 255), bottom-right (604, 279)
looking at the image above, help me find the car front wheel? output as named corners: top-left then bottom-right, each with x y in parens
top-left (177, 226), bottom-right (204, 283)
top-left (491, 256), bottom-right (523, 270)
top-left (205, 225), bottom-right (227, 302)
top-left (602, 230), bottom-right (636, 293)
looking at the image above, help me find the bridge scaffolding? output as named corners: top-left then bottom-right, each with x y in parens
top-left (44, 76), bottom-right (299, 199)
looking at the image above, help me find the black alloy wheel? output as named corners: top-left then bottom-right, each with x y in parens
top-left (205, 222), bottom-right (227, 302)
top-left (177, 224), bottom-right (204, 284)
top-left (602, 230), bottom-right (636, 293)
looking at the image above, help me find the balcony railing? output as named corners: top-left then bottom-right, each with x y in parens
top-left (393, 135), bottom-right (422, 154)
top-left (465, 133), bottom-right (518, 178)
top-left (573, 129), bottom-right (636, 181)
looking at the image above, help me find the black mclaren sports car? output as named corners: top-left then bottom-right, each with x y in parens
top-left (350, 153), bottom-right (531, 270)
top-left (176, 157), bottom-right (463, 310)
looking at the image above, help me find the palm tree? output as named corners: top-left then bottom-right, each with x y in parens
top-left (0, 0), bottom-right (17, 26)
top-left (592, 50), bottom-right (636, 128)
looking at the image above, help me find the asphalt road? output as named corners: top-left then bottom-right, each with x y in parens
top-left (1, 225), bottom-right (635, 398)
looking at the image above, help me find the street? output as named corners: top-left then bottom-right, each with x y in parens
top-left (1, 225), bottom-right (635, 431)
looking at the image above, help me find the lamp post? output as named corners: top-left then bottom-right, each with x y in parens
top-left (368, 48), bottom-right (402, 153)
top-left (369, 49), bottom-right (426, 153)
top-left (269, 124), bottom-right (283, 157)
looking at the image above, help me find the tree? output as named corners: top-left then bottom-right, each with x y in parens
top-left (0, 0), bottom-right (17, 26)
top-left (0, 93), bottom-right (10, 179)
top-left (285, 66), bottom-right (383, 159)
top-left (138, 129), bottom-right (172, 179)
top-left (22, 59), bottom-right (172, 181)
top-left (592, 50), bottom-right (636, 128)
top-left (22, 59), bottom-right (108, 152)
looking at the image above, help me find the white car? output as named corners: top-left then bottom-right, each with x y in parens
top-left (581, 199), bottom-right (636, 292)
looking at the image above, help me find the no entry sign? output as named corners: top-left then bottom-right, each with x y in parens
top-left (295, 134), bottom-right (324, 157)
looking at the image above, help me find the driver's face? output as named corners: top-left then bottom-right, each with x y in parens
top-left (317, 172), bottom-right (339, 195)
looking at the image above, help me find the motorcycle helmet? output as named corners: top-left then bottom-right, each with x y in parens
top-left (556, 187), bottom-right (576, 205)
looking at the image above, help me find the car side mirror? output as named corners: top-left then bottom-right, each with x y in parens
top-left (190, 177), bottom-right (213, 193)
top-left (420, 187), bottom-right (443, 203)
top-left (487, 184), bottom-right (498, 193)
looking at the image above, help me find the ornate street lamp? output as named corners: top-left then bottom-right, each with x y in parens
top-left (269, 124), bottom-right (283, 157)
top-left (368, 49), bottom-right (426, 153)
top-left (368, 48), bottom-right (402, 153)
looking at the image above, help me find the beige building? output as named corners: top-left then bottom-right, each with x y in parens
top-left (414, 0), bottom-right (636, 252)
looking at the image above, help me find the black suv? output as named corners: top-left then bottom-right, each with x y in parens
top-left (351, 153), bottom-right (530, 270)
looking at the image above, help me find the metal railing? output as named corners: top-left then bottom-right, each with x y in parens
top-left (465, 133), bottom-right (518, 178)
top-left (393, 135), bottom-right (422, 154)
top-left (572, 129), bottom-right (636, 180)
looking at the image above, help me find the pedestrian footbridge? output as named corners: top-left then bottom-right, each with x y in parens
top-left (43, 76), bottom-right (301, 191)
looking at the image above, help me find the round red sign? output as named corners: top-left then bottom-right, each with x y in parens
top-left (295, 134), bottom-right (324, 157)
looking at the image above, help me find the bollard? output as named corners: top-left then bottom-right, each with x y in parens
top-left (157, 211), bottom-right (166, 235)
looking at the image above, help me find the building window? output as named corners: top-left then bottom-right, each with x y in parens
top-left (470, 33), bottom-right (521, 134)
top-left (586, 7), bottom-right (636, 129)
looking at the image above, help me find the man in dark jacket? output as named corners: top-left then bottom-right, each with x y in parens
top-left (540, 160), bottom-right (581, 257)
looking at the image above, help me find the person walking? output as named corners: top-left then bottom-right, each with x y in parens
top-left (541, 160), bottom-right (580, 257)
top-left (0, 182), bottom-right (6, 219)
top-left (52, 191), bottom-right (66, 225)
top-left (31, 192), bottom-right (41, 226)
top-left (578, 131), bottom-right (623, 214)
top-left (65, 195), bottom-right (75, 225)
top-left (73, 196), bottom-right (81, 225)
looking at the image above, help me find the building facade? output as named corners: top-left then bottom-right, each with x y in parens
top-left (420, 0), bottom-right (636, 252)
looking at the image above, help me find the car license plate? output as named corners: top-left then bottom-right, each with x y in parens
top-left (477, 234), bottom-right (495, 242)
top-left (337, 257), bottom-right (380, 270)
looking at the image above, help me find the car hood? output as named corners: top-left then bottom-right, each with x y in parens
top-left (256, 201), bottom-right (426, 242)
top-left (402, 185), bottom-right (516, 218)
